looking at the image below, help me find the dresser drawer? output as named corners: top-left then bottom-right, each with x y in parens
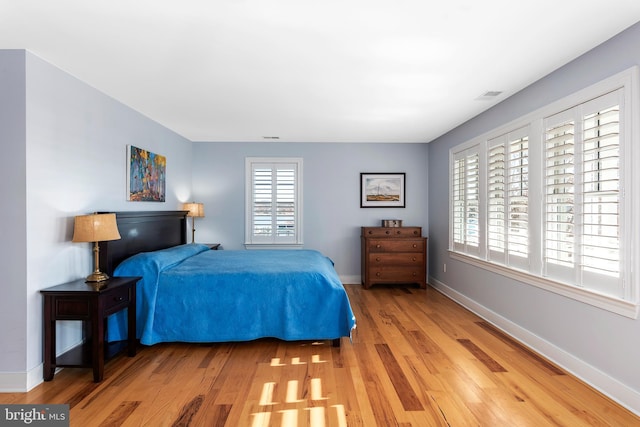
top-left (362, 227), bottom-right (422, 238)
top-left (369, 252), bottom-right (424, 266)
top-left (369, 266), bottom-right (425, 283)
top-left (103, 286), bottom-right (131, 314)
top-left (368, 238), bottom-right (425, 253)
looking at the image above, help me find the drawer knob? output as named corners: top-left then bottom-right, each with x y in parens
top-left (412, 244), bottom-right (417, 248)
top-left (375, 272), bottom-right (381, 277)
top-left (376, 257), bottom-right (381, 262)
top-left (412, 257), bottom-right (416, 261)
top-left (115, 297), bottom-right (124, 302)
top-left (385, 230), bottom-right (390, 234)
top-left (376, 244), bottom-right (381, 248)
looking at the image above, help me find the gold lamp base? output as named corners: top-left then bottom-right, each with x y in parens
top-left (85, 271), bottom-right (110, 283)
top-left (84, 241), bottom-right (110, 285)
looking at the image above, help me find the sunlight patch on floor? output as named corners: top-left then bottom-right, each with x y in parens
top-left (270, 358), bottom-right (286, 367)
top-left (311, 378), bottom-right (327, 401)
top-left (312, 354), bottom-right (326, 364)
top-left (259, 382), bottom-right (277, 406)
top-left (285, 380), bottom-right (304, 403)
top-left (252, 353), bottom-right (347, 426)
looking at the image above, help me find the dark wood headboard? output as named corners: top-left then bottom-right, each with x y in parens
top-left (98, 211), bottom-right (188, 276)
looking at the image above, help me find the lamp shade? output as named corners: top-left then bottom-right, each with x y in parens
top-left (72, 213), bottom-right (121, 243)
top-left (183, 202), bottom-right (205, 218)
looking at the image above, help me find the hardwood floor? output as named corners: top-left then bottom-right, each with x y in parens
top-left (3, 285), bottom-right (639, 426)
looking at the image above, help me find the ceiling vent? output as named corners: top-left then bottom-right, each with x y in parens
top-left (475, 90), bottom-right (503, 101)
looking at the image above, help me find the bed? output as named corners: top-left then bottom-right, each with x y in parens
top-left (100, 211), bottom-right (356, 346)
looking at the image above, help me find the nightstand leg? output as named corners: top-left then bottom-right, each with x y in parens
top-left (127, 285), bottom-right (136, 357)
top-left (92, 304), bottom-right (104, 382)
top-left (43, 296), bottom-right (55, 381)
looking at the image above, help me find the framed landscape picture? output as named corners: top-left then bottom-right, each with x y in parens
top-left (127, 145), bottom-right (166, 202)
top-left (360, 173), bottom-right (405, 208)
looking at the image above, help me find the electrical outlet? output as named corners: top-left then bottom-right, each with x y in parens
top-left (443, 263), bottom-right (447, 273)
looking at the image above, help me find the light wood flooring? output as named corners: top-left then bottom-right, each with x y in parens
top-left (2, 284), bottom-right (639, 426)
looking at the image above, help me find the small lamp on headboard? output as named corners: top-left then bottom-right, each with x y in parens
top-left (183, 202), bottom-right (205, 243)
top-left (72, 213), bottom-right (121, 283)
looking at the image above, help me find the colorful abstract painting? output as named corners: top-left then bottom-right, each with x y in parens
top-left (127, 145), bottom-right (166, 202)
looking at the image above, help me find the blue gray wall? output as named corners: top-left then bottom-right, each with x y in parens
top-left (0, 50), bottom-right (193, 390)
top-left (428, 21), bottom-right (640, 413)
top-left (191, 141), bottom-right (429, 283)
top-left (0, 50), bottom-right (28, 385)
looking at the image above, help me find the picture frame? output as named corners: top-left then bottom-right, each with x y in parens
top-left (126, 145), bottom-right (166, 202)
top-left (360, 173), bottom-right (406, 208)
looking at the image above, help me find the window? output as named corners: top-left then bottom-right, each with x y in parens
top-left (449, 67), bottom-right (639, 318)
top-left (543, 92), bottom-right (622, 295)
top-left (245, 157), bottom-right (303, 248)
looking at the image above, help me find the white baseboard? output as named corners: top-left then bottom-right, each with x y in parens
top-left (1, 339), bottom-right (80, 392)
top-left (0, 364), bottom-right (44, 393)
top-left (339, 275), bottom-right (361, 285)
top-left (429, 276), bottom-right (640, 417)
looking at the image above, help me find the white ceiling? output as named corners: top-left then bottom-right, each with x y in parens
top-left (2, 1), bottom-right (640, 143)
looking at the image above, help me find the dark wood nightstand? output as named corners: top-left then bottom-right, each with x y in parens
top-left (41, 276), bottom-right (140, 382)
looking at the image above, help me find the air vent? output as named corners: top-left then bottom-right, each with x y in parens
top-left (475, 91), bottom-right (503, 101)
top-left (262, 136), bottom-right (280, 140)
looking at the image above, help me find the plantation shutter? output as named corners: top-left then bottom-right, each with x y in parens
top-left (543, 90), bottom-right (623, 296)
top-left (252, 167), bottom-right (273, 237)
top-left (487, 127), bottom-right (529, 268)
top-left (580, 93), bottom-right (622, 293)
top-left (275, 168), bottom-right (295, 237)
top-left (452, 156), bottom-right (466, 246)
top-left (544, 108), bottom-right (577, 284)
top-left (487, 137), bottom-right (506, 261)
top-left (507, 129), bottom-right (529, 269)
top-left (452, 146), bottom-right (480, 255)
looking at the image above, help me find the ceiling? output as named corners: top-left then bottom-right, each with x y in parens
top-left (2, 1), bottom-right (640, 143)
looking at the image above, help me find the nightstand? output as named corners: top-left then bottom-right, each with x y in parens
top-left (41, 276), bottom-right (140, 382)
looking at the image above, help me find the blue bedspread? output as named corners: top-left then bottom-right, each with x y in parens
top-left (108, 244), bottom-right (356, 345)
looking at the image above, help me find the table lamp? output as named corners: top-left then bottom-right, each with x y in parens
top-left (183, 202), bottom-right (205, 243)
top-left (72, 213), bottom-right (121, 282)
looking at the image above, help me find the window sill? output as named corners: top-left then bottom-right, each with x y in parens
top-left (449, 251), bottom-right (639, 319)
top-left (245, 243), bottom-right (304, 250)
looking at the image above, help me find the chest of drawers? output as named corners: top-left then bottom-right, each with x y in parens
top-left (361, 226), bottom-right (427, 289)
